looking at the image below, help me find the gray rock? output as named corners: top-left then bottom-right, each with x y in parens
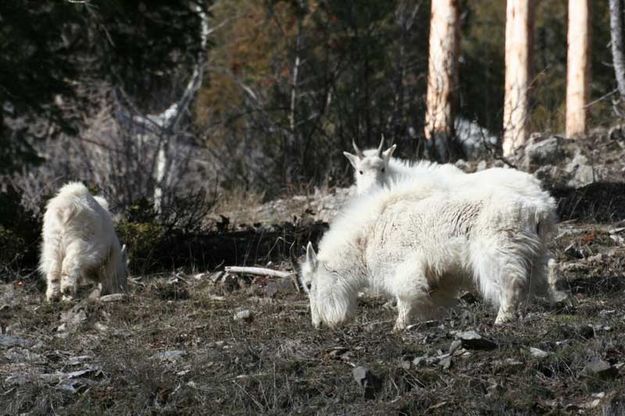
top-left (233, 309), bottom-right (253, 322)
top-left (99, 293), bottom-right (126, 302)
top-left (151, 350), bottom-right (187, 362)
top-left (352, 366), bottom-right (382, 399)
top-left (529, 347), bottom-right (550, 359)
top-left (438, 355), bottom-right (452, 370)
top-left (0, 335), bottom-right (32, 348)
top-left (565, 150), bottom-right (595, 188)
top-left (449, 340), bottom-right (463, 355)
top-left (524, 135), bottom-right (564, 168)
top-left (582, 359), bottom-right (617, 379)
top-left (455, 330), bottom-right (497, 350)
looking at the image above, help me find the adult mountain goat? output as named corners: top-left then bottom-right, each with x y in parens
top-left (300, 179), bottom-right (555, 330)
top-left (343, 138), bottom-right (561, 298)
top-left (40, 182), bottom-right (128, 301)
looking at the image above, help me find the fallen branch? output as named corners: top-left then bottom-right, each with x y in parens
top-left (225, 266), bottom-right (300, 293)
top-left (225, 266), bottom-right (294, 278)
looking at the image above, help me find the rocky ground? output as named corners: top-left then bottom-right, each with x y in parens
top-left (2, 131), bottom-right (625, 415)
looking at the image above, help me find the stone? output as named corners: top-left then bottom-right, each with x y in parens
top-left (0, 335), bottom-right (32, 348)
top-left (151, 350), bottom-right (187, 362)
top-left (449, 340), bottom-right (463, 355)
top-left (565, 150), bottom-right (595, 188)
top-left (438, 355), bottom-right (452, 370)
top-left (352, 366), bottom-right (382, 399)
top-left (524, 135), bottom-right (564, 168)
top-left (99, 293), bottom-right (126, 302)
top-left (233, 309), bottom-right (253, 323)
top-left (529, 347), bottom-right (550, 359)
top-left (582, 359), bottom-right (617, 379)
top-left (456, 331), bottom-right (497, 350)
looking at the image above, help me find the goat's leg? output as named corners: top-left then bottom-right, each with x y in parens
top-left (495, 258), bottom-right (529, 325)
top-left (392, 256), bottom-right (431, 331)
top-left (45, 261), bottom-right (62, 302)
top-left (60, 244), bottom-right (86, 301)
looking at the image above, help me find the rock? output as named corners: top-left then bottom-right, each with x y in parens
top-left (524, 135), bottom-right (564, 168)
top-left (476, 160), bottom-right (487, 171)
top-left (0, 335), bottom-right (32, 348)
top-left (352, 366), bottom-right (382, 399)
top-left (438, 355), bottom-right (452, 370)
top-left (529, 347), bottom-right (550, 359)
top-left (582, 359), bottom-right (618, 379)
top-left (151, 350), bottom-right (187, 362)
top-left (455, 331), bottom-right (497, 350)
top-left (99, 293), bottom-right (126, 302)
top-left (233, 309), bottom-right (253, 323)
top-left (449, 340), bottom-right (463, 355)
top-left (58, 307), bottom-right (87, 333)
top-left (413, 356), bottom-right (427, 367)
top-left (565, 150), bottom-right (595, 188)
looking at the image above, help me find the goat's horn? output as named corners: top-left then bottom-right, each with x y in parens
top-left (377, 134), bottom-right (385, 156)
top-left (352, 139), bottom-right (364, 158)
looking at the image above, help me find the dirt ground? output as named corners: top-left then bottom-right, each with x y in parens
top-left (2, 133), bottom-right (625, 415)
top-left (2, 222), bottom-right (625, 415)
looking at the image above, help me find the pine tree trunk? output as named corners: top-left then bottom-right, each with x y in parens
top-left (502, 0), bottom-right (534, 157)
top-left (424, 0), bottom-right (461, 162)
top-left (566, 0), bottom-right (591, 137)
top-left (609, 0), bottom-right (625, 105)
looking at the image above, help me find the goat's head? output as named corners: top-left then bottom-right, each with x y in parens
top-left (300, 242), bottom-right (356, 328)
top-left (343, 136), bottom-right (397, 194)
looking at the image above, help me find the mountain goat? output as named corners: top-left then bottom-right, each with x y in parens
top-left (40, 182), bottom-right (128, 301)
top-left (343, 138), bottom-right (562, 298)
top-left (300, 180), bottom-right (555, 330)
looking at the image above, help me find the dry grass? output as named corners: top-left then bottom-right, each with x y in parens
top-left (2, 218), bottom-right (625, 415)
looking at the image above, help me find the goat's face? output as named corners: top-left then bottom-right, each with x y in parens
top-left (301, 242), bottom-right (355, 328)
top-left (343, 138), bottom-right (396, 195)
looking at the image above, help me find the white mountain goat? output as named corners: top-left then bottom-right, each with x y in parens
top-left (300, 179), bottom-right (556, 331)
top-left (343, 139), bottom-right (562, 298)
top-left (343, 138), bottom-right (464, 196)
top-left (40, 182), bottom-right (128, 301)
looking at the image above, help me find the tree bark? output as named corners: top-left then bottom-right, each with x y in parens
top-left (424, 0), bottom-right (461, 163)
top-left (609, 0), bottom-right (625, 103)
top-left (566, 0), bottom-right (591, 137)
top-left (502, 0), bottom-right (534, 157)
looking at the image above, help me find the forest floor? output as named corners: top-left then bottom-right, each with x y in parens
top-left (2, 133), bottom-right (625, 415)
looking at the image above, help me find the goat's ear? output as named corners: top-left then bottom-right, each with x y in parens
top-left (305, 242), bottom-right (318, 270)
top-left (343, 152), bottom-right (359, 169)
top-left (383, 144), bottom-right (397, 163)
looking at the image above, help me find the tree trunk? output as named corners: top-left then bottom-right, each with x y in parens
top-left (566, 0), bottom-right (591, 137)
top-left (609, 0), bottom-right (625, 106)
top-left (424, 0), bottom-right (461, 163)
top-left (502, 0), bottom-right (534, 157)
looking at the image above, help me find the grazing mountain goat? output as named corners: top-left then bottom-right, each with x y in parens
top-left (40, 182), bottom-right (128, 301)
top-left (300, 180), bottom-right (555, 330)
top-left (343, 139), bottom-right (562, 299)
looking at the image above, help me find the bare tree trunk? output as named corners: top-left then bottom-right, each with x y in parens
top-left (503, 0), bottom-right (534, 157)
top-left (566, 0), bottom-right (591, 137)
top-left (285, 16), bottom-right (303, 186)
top-left (424, 0), bottom-right (461, 163)
top-left (610, 0), bottom-right (625, 110)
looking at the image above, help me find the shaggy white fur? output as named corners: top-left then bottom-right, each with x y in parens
top-left (343, 140), bottom-right (562, 298)
top-left (300, 178), bottom-right (554, 331)
top-left (39, 182), bottom-right (127, 301)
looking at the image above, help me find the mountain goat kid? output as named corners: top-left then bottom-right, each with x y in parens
top-left (40, 182), bottom-right (128, 301)
top-left (300, 180), bottom-right (554, 331)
